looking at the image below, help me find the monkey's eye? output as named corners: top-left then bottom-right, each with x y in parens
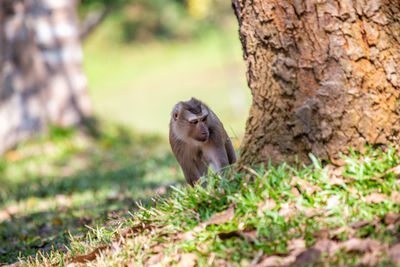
top-left (201, 116), bottom-right (207, 122)
top-left (190, 120), bottom-right (198, 124)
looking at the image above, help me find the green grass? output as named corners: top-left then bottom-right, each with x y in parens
top-left (2, 125), bottom-right (400, 266)
top-left (0, 123), bottom-right (184, 265)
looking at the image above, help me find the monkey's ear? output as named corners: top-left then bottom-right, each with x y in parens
top-left (173, 110), bottom-right (179, 121)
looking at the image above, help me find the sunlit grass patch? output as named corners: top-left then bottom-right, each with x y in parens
top-left (0, 123), bottom-right (183, 265)
top-left (17, 145), bottom-right (400, 266)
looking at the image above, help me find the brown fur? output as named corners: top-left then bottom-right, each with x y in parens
top-left (169, 98), bottom-right (236, 186)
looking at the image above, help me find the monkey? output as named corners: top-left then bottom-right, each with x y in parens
top-left (169, 97), bottom-right (236, 187)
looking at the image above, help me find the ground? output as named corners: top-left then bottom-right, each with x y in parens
top-left (1, 126), bottom-right (400, 266)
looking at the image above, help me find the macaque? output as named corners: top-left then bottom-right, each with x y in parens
top-left (169, 97), bottom-right (236, 186)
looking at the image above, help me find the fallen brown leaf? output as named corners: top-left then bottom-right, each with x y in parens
top-left (119, 223), bottom-right (152, 239)
top-left (257, 198), bottom-right (276, 216)
top-left (384, 212), bottom-right (400, 225)
top-left (293, 248), bottom-right (320, 266)
top-left (278, 203), bottom-right (297, 220)
top-left (391, 191), bottom-right (400, 204)
top-left (329, 176), bottom-right (346, 186)
top-left (287, 239), bottom-right (306, 256)
top-left (388, 243), bottom-right (400, 264)
top-left (254, 255), bottom-right (282, 267)
top-left (290, 187), bottom-right (301, 197)
top-left (330, 226), bottom-right (355, 239)
top-left (291, 177), bottom-right (322, 195)
top-left (326, 195), bottom-right (341, 209)
top-left (146, 253), bottom-right (163, 266)
top-left (177, 253), bottom-right (197, 267)
top-left (365, 193), bottom-right (387, 204)
top-left (70, 245), bottom-right (107, 263)
top-left (350, 220), bottom-right (372, 229)
top-left (202, 206), bottom-right (235, 226)
top-left (179, 230), bottom-right (196, 241)
top-left (385, 165), bottom-right (400, 176)
top-left (242, 230), bottom-right (258, 241)
top-left (313, 239), bottom-right (339, 257)
top-left (312, 228), bottom-right (330, 239)
top-left (303, 207), bottom-right (323, 218)
top-left (339, 238), bottom-right (382, 253)
top-left (357, 251), bottom-right (381, 266)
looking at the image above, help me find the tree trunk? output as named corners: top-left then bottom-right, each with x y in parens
top-left (232, 0), bottom-right (400, 166)
top-left (0, 0), bottom-right (91, 154)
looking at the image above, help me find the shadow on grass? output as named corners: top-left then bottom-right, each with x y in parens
top-left (0, 124), bottom-right (183, 264)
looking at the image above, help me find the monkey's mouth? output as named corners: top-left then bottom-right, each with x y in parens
top-left (196, 133), bottom-right (209, 142)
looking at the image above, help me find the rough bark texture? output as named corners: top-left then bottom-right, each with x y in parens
top-left (233, 0), bottom-right (400, 165)
top-left (0, 0), bottom-right (91, 154)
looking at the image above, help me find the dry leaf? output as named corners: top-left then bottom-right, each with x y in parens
top-left (257, 198), bottom-right (276, 216)
top-left (278, 203), bottom-right (297, 219)
top-left (357, 252), bottom-right (381, 266)
top-left (146, 253), bottom-right (163, 265)
top-left (365, 193), bottom-right (387, 204)
top-left (287, 239), bottom-right (306, 257)
top-left (293, 248), bottom-right (320, 266)
top-left (384, 212), bottom-right (400, 225)
top-left (326, 195), bottom-right (341, 209)
top-left (313, 239), bottom-right (339, 257)
top-left (291, 187), bottom-right (301, 197)
top-left (242, 230), bottom-right (258, 240)
top-left (391, 191), bottom-right (400, 204)
top-left (331, 226), bottom-right (355, 239)
top-left (254, 255), bottom-right (280, 267)
top-left (177, 253), bottom-right (197, 267)
top-left (202, 206), bottom-right (235, 226)
top-left (70, 245), bottom-right (107, 263)
top-left (347, 187), bottom-right (359, 195)
top-left (179, 231), bottom-right (196, 241)
top-left (388, 243), bottom-right (400, 264)
top-left (329, 176), bottom-right (345, 186)
top-left (385, 165), bottom-right (400, 176)
top-left (291, 177), bottom-right (322, 195)
top-left (312, 228), bottom-right (330, 239)
top-left (303, 207), bottom-right (323, 218)
top-left (350, 220), bottom-right (372, 229)
top-left (339, 238), bottom-right (382, 253)
top-left (119, 223), bottom-right (152, 238)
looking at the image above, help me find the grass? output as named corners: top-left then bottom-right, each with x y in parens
top-left (0, 123), bottom-right (184, 265)
top-left (2, 124), bottom-right (400, 266)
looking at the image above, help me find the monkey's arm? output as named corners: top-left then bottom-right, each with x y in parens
top-left (181, 164), bottom-right (201, 187)
top-left (225, 138), bottom-right (237, 164)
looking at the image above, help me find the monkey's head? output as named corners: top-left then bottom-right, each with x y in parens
top-left (171, 98), bottom-right (210, 143)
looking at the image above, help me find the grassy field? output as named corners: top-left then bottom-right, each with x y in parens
top-left (0, 124), bottom-right (184, 265)
top-left (2, 126), bottom-right (400, 266)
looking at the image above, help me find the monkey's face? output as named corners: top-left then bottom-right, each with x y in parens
top-left (173, 108), bottom-right (210, 143)
top-left (190, 116), bottom-right (209, 142)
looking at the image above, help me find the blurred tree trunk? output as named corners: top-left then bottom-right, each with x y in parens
top-left (0, 0), bottom-right (91, 154)
top-left (232, 0), bottom-right (400, 165)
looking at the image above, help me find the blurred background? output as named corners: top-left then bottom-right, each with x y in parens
top-left (0, 0), bottom-right (250, 263)
top-left (81, 0), bottom-right (251, 144)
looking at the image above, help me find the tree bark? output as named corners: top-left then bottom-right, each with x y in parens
top-left (232, 0), bottom-right (400, 165)
top-left (0, 0), bottom-right (91, 154)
